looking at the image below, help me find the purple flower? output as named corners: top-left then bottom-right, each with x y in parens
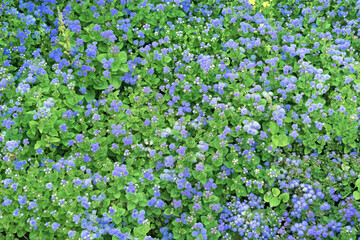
top-left (76, 134), bottom-right (85, 143)
top-left (173, 199), bottom-right (182, 209)
top-left (143, 87), bottom-right (152, 94)
top-left (148, 197), bottom-right (157, 207)
top-left (122, 135), bottom-right (133, 146)
top-left (110, 9), bottom-right (118, 16)
top-left (91, 143), bottom-right (99, 153)
top-left (79, 88), bottom-right (87, 94)
top-left (46, 183), bottom-right (53, 190)
top-left (29, 218), bottom-right (37, 229)
top-left (11, 183), bottom-right (18, 192)
top-left (49, 48), bottom-right (62, 62)
top-left (155, 199), bottom-right (165, 208)
top-left (197, 141), bottom-right (209, 151)
top-left (103, 70), bottom-right (111, 78)
top-left (243, 120), bottom-right (261, 135)
top-left (164, 155), bottom-right (176, 167)
top-left (13, 208), bottom-right (20, 216)
top-left (83, 154), bottom-right (91, 162)
top-left (272, 105), bottom-right (286, 126)
top-left (132, 209), bottom-right (138, 219)
top-left (52, 222), bottom-right (60, 232)
top-left (102, 58), bottom-right (114, 69)
top-left (36, 148), bottom-right (43, 154)
top-left (68, 231), bottom-right (76, 238)
top-left (100, 30), bottom-right (117, 43)
top-left (6, 140), bottom-right (18, 152)
top-left (112, 165), bottom-right (129, 177)
top-left (85, 42), bottom-right (98, 58)
top-left (93, 24), bottom-right (102, 31)
top-left (176, 146), bottom-right (187, 156)
top-left (2, 196), bottom-right (13, 206)
top-left (320, 202), bottom-right (331, 211)
top-left (143, 118), bottom-right (151, 126)
top-left (18, 195), bottom-right (26, 205)
top-left (60, 124), bottom-right (67, 132)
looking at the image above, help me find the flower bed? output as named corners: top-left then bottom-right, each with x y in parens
top-left (1, 0), bottom-right (360, 239)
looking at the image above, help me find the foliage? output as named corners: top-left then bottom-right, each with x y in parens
top-left (0, 0), bottom-right (360, 239)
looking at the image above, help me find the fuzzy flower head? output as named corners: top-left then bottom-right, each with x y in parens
top-left (102, 58), bottom-right (114, 69)
top-left (243, 120), bottom-right (261, 135)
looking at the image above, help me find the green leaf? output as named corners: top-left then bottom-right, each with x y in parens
top-left (96, 53), bottom-right (108, 62)
top-left (264, 192), bottom-right (271, 202)
top-left (279, 193), bottom-right (290, 202)
top-left (164, 209), bottom-right (172, 215)
top-left (85, 89), bottom-right (96, 102)
top-left (164, 56), bottom-right (171, 63)
top-left (49, 137), bottom-right (60, 143)
top-left (34, 141), bottom-right (43, 149)
top-left (109, 76), bottom-right (122, 89)
top-left (245, 78), bottom-right (253, 87)
top-left (269, 121), bottom-right (279, 134)
top-left (103, 199), bottom-right (110, 207)
top-left (354, 191), bottom-right (360, 200)
top-left (112, 61), bottom-right (121, 71)
top-left (271, 134), bottom-right (289, 147)
top-left (49, 128), bottom-right (58, 137)
top-left (270, 197), bottom-right (280, 207)
top-left (119, 64), bottom-right (129, 72)
top-left (323, 23), bottom-right (331, 29)
top-left (177, 10), bottom-right (186, 17)
top-left (79, 14), bottom-right (91, 23)
top-left (133, 224), bottom-right (150, 238)
top-left (355, 179), bottom-right (360, 188)
top-left (94, 80), bottom-right (109, 90)
top-left (272, 188), bottom-right (280, 197)
top-left (118, 51), bottom-right (127, 63)
top-left (127, 201), bottom-right (136, 210)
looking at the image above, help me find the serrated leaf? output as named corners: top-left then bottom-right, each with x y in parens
top-left (109, 76), bottom-right (122, 89)
top-left (271, 134), bottom-right (289, 147)
top-left (164, 56), bottom-right (171, 63)
top-left (269, 121), bottom-right (279, 134)
top-left (119, 64), bottom-right (129, 72)
top-left (96, 53), bottom-right (108, 62)
top-left (112, 61), bottom-right (121, 71)
top-left (34, 141), bottom-right (43, 149)
top-left (85, 89), bottom-right (96, 102)
top-left (49, 128), bottom-right (58, 137)
top-left (118, 51), bottom-right (127, 63)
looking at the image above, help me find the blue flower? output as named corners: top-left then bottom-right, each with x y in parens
top-left (79, 88), bottom-right (87, 94)
top-left (91, 143), bottom-right (100, 153)
top-left (18, 195), bottom-right (26, 205)
top-left (36, 148), bottom-right (43, 154)
top-left (68, 230), bottom-right (76, 238)
top-left (102, 58), bottom-right (114, 69)
top-left (2, 196), bottom-right (13, 206)
top-left (51, 222), bottom-right (60, 232)
top-left (60, 124), bottom-right (67, 132)
top-left (13, 208), bottom-right (20, 216)
top-left (46, 183), bottom-right (53, 190)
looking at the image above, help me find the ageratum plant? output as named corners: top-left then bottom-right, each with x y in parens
top-left (1, 0), bottom-right (360, 239)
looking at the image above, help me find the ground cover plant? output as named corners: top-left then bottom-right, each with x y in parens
top-left (1, 0), bottom-right (360, 239)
